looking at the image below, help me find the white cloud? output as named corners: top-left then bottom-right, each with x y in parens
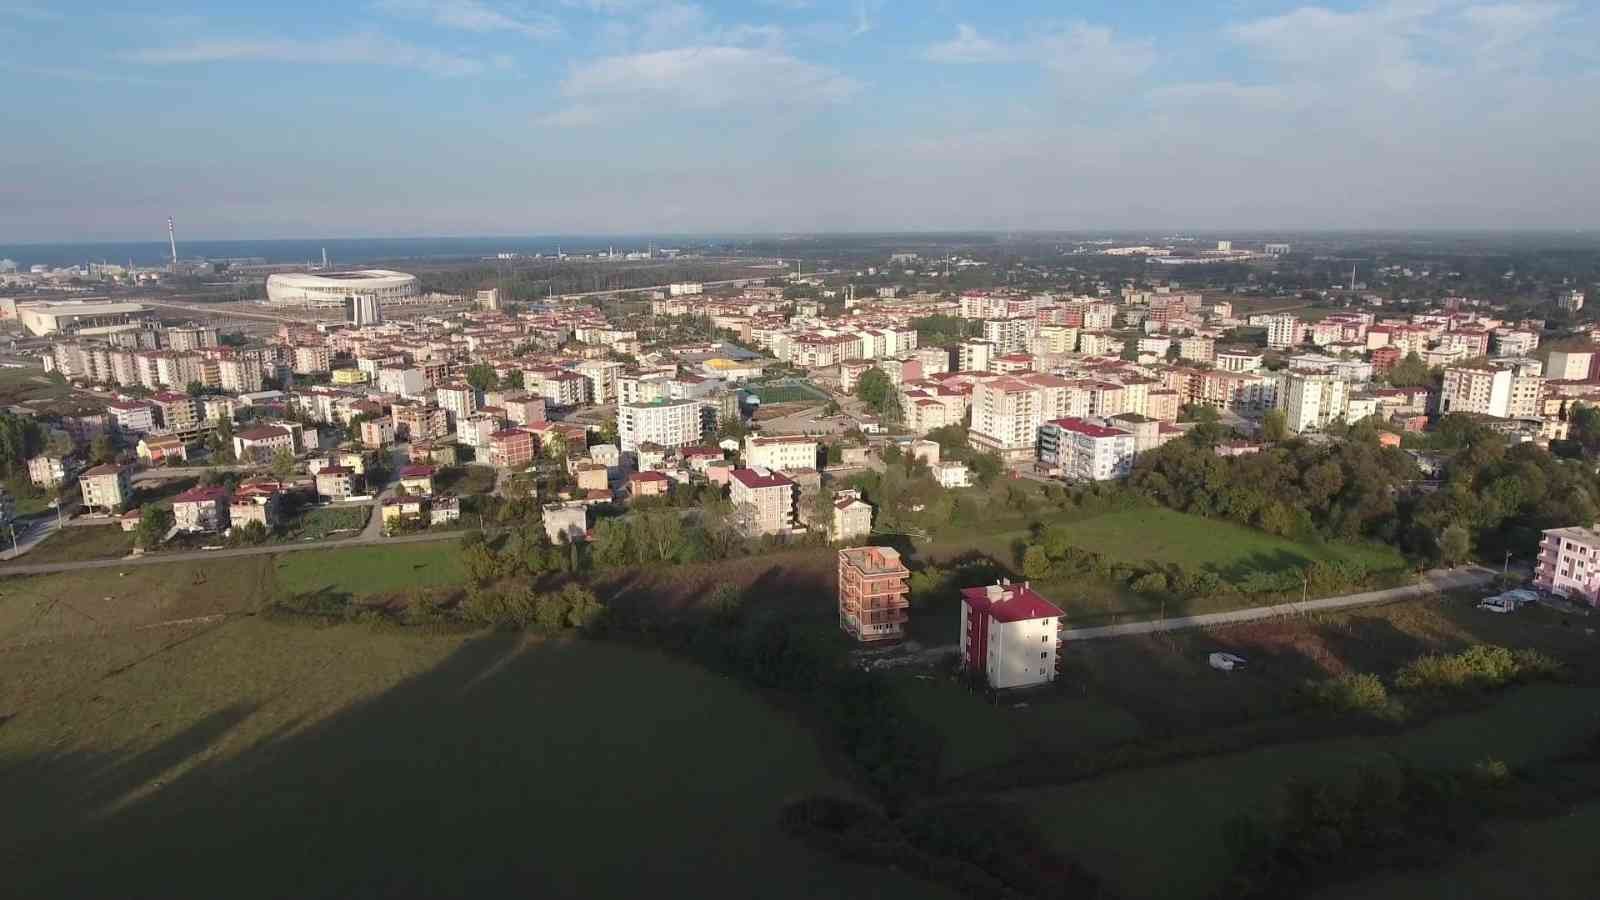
top-left (125, 32), bottom-right (489, 77)
top-left (922, 24), bottom-right (1006, 64)
top-left (372, 0), bottom-right (559, 39)
top-left (0, 60), bottom-right (165, 85)
top-left (922, 21), bottom-right (1154, 95)
top-left (541, 45), bottom-right (857, 126)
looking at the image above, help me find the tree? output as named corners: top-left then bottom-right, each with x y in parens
top-left (89, 434), bottom-right (116, 466)
top-left (854, 368), bottom-right (894, 414)
top-left (210, 415), bottom-right (236, 462)
top-left (1386, 352), bottom-right (1433, 388)
top-left (542, 431), bottom-right (569, 462)
top-left (465, 363), bottom-right (499, 393)
top-left (270, 447), bottom-right (297, 483)
top-left (1439, 524), bottom-right (1471, 566)
top-left (135, 507), bottom-right (173, 550)
top-left (186, 381), bottom-right (206, 397)
top-left (1262, 409), bottom-right (1289, 443)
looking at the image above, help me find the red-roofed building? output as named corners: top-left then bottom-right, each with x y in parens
top-left (960, 580), bottom-right (1064, 689)
top-left (172, 485), bottom-right (231, 533)
top-left (626, 469), bottom-right (671, 499)
top-left (398, 464), bottom-right (435, 495)
top-left (729, 467), bottom-right (797, 536)
top-left (1036, 418), bottom-right (1136, 481)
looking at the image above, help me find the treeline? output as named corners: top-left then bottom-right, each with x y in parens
top-left (910, 314), bottom-right (981, 347)
top-left (0, 412), bottom-right (44, 477)
top-left (1128, 416), bottom-right (1600, 563)
top-left (1300, 644), bottom-right (1565, 721)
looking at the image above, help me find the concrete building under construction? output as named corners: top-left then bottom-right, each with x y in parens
top-left (837, 545), bottom-right (910, 642)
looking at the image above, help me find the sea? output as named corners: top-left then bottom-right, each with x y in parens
top-left (0, 235), bottom-right (720, 270)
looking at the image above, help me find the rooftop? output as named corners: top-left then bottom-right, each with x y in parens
top-left (839, 545), bottom-right (907, 575)
top-left (730, 467), bottom-right (795, 489)
top-left (960, 581), bottom-right (1065, 623)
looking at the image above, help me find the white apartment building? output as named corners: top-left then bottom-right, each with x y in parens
top-left (1280, 372), bottom-right (1350, 433)
top-left (743, 434), bottom-right (819, 472)
top-left (1546, 349), bottom-right (1594, 382)
top-left (217, 356), bottom-right (264, 393)
top-left (378, 367), bottom-right (430, 398)
top-left (435, 383), bottom-right (478, 425)
top-left (1216, 350), bottom-right (1263, 372)
top-left (1535, 525), bottom-right (1600, 606)
top-left (1036, 418), bottom-right (1137, 481)
top-left (1266, 314), bottom-right (1303, 350)
top-left (292, 345), bottom-right (332, 375)
top-left (573, 359), bottom-right (624, 404)
top-left (1492, 329), bottom-right (1540, 358)
top-left (79, 463), bottom-right (131, 514)
top-left (618, 398), bottom-right (702, 452)
top-left (959, 581), bottom-right (1064, 691)
top-left (1440, 366), bottom-right (1513, 418)
top-left (969, 377), bottom-right (1043, 462)
top-left (958, 339), bottom-right (994, 373)
top-left (982, 318), bottom-right (1037, 355)
top-left (1178, 335), bottom-right (1216, 363)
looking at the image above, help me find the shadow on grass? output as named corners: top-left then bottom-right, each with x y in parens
top-left (0, 630), bottom-right (895, 900)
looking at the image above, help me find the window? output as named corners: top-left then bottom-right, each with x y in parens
top-left (1040, 651), bottom-right (1048, 660)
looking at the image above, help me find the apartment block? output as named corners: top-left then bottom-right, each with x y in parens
top-left (1535, 525), bottom-right (1600, 607)
top-left (619, 398), bottom-right (702, 453)
top-left (79, 463), bottom-right (131, 514)
top-left (959, 580), bottom-right (1064, 690)
top-left (743, 434), bottom-right (818, 472)
top-left (728, 467), bottom-right (797, 536)
top-left (1037, 418), bottom-right (1137, 481)
top-left (837, 545), bottom-right (910, 642)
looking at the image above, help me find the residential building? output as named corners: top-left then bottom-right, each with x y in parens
top-left (79, 463), bottom-right (131, 514)
top-left (837, 545), bottom-right (910, 642)
top-left (626, 469), bottom-right (671, 499)
top-left (743, 434), bottom-right (819, 472)
top-left (360, 418), bottom-right (394, 448)
top-left (1037, 418), bottom-right (1137, 481)
top-left (315, 466), bottom-right (359, 501)
top-left (959, 580), bottom-right (1064, 690)
top-left (435, 383), bottom-right (478, 425)
top-left (830, 489), bottom-right (874, 542)
top-left (1265, 314), bottom-right (1302, 350)
top-left (1546, 349), bottom-right (1595, 382)
top-left (397, 465), bottom-right (435, 495)
top-left (292, 345), bottom-right (332, 375)
top-left (968, 377), bottom-right (1043, 462)
top-left (1535, 525), bottom-right (1600, 607)
top-left (171, 485), bottom-right (230, 533)
top-left (1216, 350), bottom-right (1263, 373)
top-left (503, 394), bottom-right (547, 426)
top-left (137, 433), bottom-right (188, 464)
top-left (932, 460), bottom-right (972, 488)
top-left (107, 401), bottom-right (156, 435)
top-left (1178, 335), bottom-right (1216, 364)
top-left (152, 392), bottom-right (201, 436)
top-left (575, 463), bottom-right (609, 492)
top-left (1280, 372), bottom-right (1350, 433)
top-left (1557, 290), bottom-right (1585, 313)
top-left (392, 404), bottom-right (450, 442)
top-left (1440, 366), bottom-right (1513, 417)
top-left (487, 428), bottom-right (535, 468)
top-left (618, 398), bottom-right (702, 453)
top-left (27, 454), bottom-right (71, 488)
top-left (234, 425), bottom-right (295, 463)
top-left (728, 467), bottom-right (797, 536)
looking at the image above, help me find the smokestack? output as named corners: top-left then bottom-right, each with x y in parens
top-left (167, 217), bottom-right (178, 268)
top-left (322, 247), bottom-right (328, 269)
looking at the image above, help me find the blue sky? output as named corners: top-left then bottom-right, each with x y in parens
top-left (2, 0), bottom-right (1597, 241)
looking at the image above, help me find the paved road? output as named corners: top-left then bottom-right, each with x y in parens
top-left (1059, 566), bottom-right (1495, 641)
top-left (0, 528), bottom-right (466, 577)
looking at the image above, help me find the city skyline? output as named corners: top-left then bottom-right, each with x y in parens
top-left (4, 0), bottom-right (1598, 241)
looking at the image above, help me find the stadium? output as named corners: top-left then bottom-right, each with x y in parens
top-left (264, 269), bottom-right (419, 309)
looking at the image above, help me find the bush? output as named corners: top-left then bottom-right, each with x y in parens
top-left (1302, 673), bottom-right (1400, 719)
top-left (1394, 645), bottom-right (1562, 694)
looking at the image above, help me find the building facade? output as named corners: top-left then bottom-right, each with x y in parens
top-left (837, 545), bottom-right (910, 642)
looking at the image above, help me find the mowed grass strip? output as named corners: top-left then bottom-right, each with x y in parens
top-left (1012, 683), bottom-right (1600, 900)
top-left (271, 541), bottom-right (466, 598)
top-left (0, 620), bottom-right (945, 900)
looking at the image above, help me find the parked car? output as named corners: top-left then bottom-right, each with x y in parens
top-left (1208, 652), bottom-right (1248, 672)
top-left (1477, 597), bottom-right (1515, 614)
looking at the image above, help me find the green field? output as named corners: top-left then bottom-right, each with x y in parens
top-left (436, 464), bottom-right (498, 496)
top-left (0, 524), bottom-right (134, 566)
top-left (1047, 507), bottom-right (1404, 576)
top-left (0, 619), bottom-right (941, 899)
top-left (891, 673), bottom-right (1142, 778)
top-left (1014, 683), bottom-right (1600, 900)
top-left (280, 505), bottom-right (369, 542)
top-left (1325, 801), bottom-right (1600, 900)
top-left (272, 540), bottom-right (465, 598)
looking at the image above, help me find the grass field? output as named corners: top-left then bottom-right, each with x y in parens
top-left (280, 505), bottom-right (369, 542)
top-left (1325, 801), bottom-right (1600, 900)
top-left (0, 619), bottom-right (943, 900)
top-left (890, 673), bottom-right (1142, 778)
top-left (436, 464), bottom-right (497, 496)
top-left (0, 524), bottom-right (133, 566)
top-left (1014, 683), bottom-right (1600, 900)
top-left (272, 541), bottom-right (465, 598)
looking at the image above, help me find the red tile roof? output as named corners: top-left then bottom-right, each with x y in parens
top-left (960, 583), bottom-right (1065, 623)
top-left (730, 467), bottom-right (795, 489)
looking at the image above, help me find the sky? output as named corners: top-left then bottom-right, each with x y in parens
top-left (2, 0), bottom-right (1597, 242)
